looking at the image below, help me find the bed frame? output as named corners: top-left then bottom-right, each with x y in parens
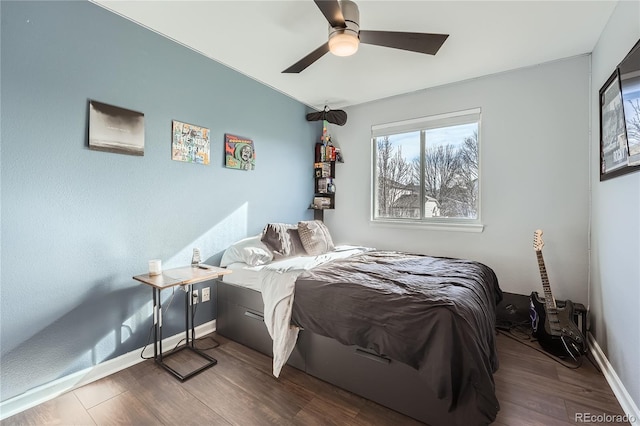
top-left (216, 280), bottom-right (481, 426)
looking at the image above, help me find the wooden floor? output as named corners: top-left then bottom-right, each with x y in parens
top-left (2, 331), bottom-right (630, 425)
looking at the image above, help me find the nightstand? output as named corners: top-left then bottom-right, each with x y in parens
top-left (133, 265), bottom-right (231, 381)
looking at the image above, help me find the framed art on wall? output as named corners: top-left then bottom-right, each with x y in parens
top-left (89, 100), bottom-right (144, 156)
top-left (172, 120), bottom-right (210, 165)
top-left (600, 38), bottom-right (640, 181)
top-left (619, 38), bottom-right (640, 167)
top-left (599, 71), bottom-right (628, 180)
top-left (224, 134), bottom-right (255, 170)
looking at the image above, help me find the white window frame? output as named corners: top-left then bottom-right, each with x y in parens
top-left (370, 108), bottom-right (484, 232)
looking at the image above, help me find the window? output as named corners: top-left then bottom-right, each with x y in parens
top-left (372, 108), bottom-right (481, 228)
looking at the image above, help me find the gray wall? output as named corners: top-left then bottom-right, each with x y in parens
top-left (328, 55), bottom-right (590, 303)
top-left (0, 1), bottom-right (316, 401)
top-left (590, 0), bottom-right (640, 411)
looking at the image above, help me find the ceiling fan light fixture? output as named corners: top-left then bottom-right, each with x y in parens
top-left (328, 31), bottom-right (359, 56)
top-left (282, 0), bottom-right (449, 74)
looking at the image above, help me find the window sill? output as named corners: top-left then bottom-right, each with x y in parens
top-left (370, 219), bottom-right (484, 233)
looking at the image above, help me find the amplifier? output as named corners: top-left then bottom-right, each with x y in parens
top-left (496, 292), bottom-right (587, 336)
top-left (556, 299), bottom-right (587, 337)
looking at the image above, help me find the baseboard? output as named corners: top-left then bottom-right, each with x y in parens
top-left (587, 332), bottom-right (640, 421)
top-left (0, 320), bottom-right (216, 420)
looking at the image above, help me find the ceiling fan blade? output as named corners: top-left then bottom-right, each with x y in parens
top-left (359, 30), bottom-right (449, 55)
top-left (282, 42), bottom-right (330, 73)
top-left (306, 108), bottom-right (348, 126)
top-left (324, 109), bottom-right (347, 126)
top-left (314, 0), bottom-right (346, 28)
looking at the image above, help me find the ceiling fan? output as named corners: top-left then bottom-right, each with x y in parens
top-left (306, 105), bottom-right (348, 126)
top-left (283, 0), bottom-right (449, 73)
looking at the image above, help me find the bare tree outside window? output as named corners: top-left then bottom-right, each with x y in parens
top-left (373, 113), bottom-right (479, 222)
top-left (376, 134), bottom-right (419, 218)
top-left (624, 98), bottom-right (640, 164)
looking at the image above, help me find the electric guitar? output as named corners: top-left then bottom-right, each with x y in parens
top-left (529, 230), bottom-right (586, 359)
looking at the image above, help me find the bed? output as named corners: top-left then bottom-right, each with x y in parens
top-left (216, 222), bottom-right (502, 426)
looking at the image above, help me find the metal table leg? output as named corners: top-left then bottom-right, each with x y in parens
top-left (152, 285), bottom-right (217, 381)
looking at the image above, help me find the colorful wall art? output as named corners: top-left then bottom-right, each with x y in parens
top-left (225, 133), bottom-right (255, 170)
top-left (172, 120), bottom-right (210, 165)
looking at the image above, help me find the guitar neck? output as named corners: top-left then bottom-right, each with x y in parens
top-left (536, 251), bottom-right (557, 310)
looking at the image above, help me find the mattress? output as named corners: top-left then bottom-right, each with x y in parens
top-left (221, 262), bottom-right (263, 291)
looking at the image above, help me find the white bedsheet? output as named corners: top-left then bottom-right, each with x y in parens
top-left (221, 262), bottom-right (262, 291)
top-left (223, 246), bottom-right (370, 377)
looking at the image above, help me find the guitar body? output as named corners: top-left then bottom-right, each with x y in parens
top-left (529, 230), bottom-right (586, 359)
top-left (530, 291), bottom-right (585, 358)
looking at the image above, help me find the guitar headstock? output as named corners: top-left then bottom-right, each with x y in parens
top-left (533, 229), bottom-right (544, 252)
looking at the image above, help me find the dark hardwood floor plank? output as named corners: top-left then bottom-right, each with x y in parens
top-left (1, 392), bottom-right (96, 426)
top-left (493, 399), bottom-right (574, 426)
top-left (124, 359), bottom-right (232, 425)
top-left (73, 372), bottom-right (130, 410)
top-left (495, 332), bottom-right (565, 372)
top-left (198, 348), bottom-right (314, 419)
top-left (218, 338), bottom-right (368, 417)
top-left (216, 338), bottom-right (279, 375)
top-left (181, 363), bottom-right (297, 425)
top-left (495, 357), bottom-right (620, 405)
top-left (2, 331), bottom-right (629, 426)
top-left (554, 355), bottom-right (610, 390)
top-left (352, 399), bottom-right (425, 426)
top-left (494, 332), bottom-right (628, 422)
top-left (86, 391), bottom-right (162, 425)
top-left (291, 397), bottom-right (359, 426)
top-left (495, 380), bottom-right (569, 422)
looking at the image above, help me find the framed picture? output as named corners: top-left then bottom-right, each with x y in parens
top-left (619, 38), bottom-right (640, 168)
top-left (600, 38), bottom-right (640, 181)
top-left (172, 120), bottom-right (210, 165)
top-left (224, 134), bottom-right (255, 170)
top-left (599, 71), bottom-right (629, 180)
top-left (89, 100), bottom-right (144, 156)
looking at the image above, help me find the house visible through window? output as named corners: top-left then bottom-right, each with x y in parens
top-left (372, 108), bottom-right (481, 226)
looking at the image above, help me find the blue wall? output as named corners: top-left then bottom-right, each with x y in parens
top-left (1, 1), bottom-right (317, 401)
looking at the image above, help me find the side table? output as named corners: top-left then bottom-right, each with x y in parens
top-left (133, 265), bottom-right (231, 381)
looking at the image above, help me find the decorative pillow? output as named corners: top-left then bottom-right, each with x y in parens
top-left (261, 223), bottom-right (307, 257)
top-left (297, 220), bottom-right (335, 256)
top-left (220, 235), bottom-right (273, 267)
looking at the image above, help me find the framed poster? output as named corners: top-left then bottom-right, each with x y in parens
top-left (225, 134), bottom-right (255, 170)
top-left (619, 38), bottom-right (640, 167)
top-left (172, 120), bottom-right (210, 165)
top-left (89, 100), bottom-right (144, 156)
top-left (600, 38), bottom-right (640, 181)
top-left (599, 71), bottom-right (629, 180)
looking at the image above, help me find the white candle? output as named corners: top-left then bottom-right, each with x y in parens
top-left (148, 259), bottom-right (162, 276)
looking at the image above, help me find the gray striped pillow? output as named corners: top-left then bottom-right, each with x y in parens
top-left (298, 220), bottom-right (335, 255)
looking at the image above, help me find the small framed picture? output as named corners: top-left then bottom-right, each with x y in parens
top-left (172, 120), bottom-right (210, 165)
top-left (89, 100), bottom-right (144, 156)
top-left (224, 134), bottom-right (255, 170)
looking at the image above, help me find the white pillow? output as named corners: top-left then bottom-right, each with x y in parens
top-left (220, 235), bottom-right (274, 267)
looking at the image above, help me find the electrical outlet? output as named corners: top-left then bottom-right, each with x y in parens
top-left (202, 287), bottom-right (210, 302)
top-left (192, 289), bottom-right (199, 304)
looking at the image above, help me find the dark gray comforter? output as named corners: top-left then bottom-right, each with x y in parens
top-left (291, 250), bottom-right (502, 425)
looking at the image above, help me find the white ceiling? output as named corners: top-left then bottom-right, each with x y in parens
top-left (92, 0), bottom-right (617, 110)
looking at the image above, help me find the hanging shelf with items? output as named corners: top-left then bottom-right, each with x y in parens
top-left (310, 121), bottom-right (342, 220)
